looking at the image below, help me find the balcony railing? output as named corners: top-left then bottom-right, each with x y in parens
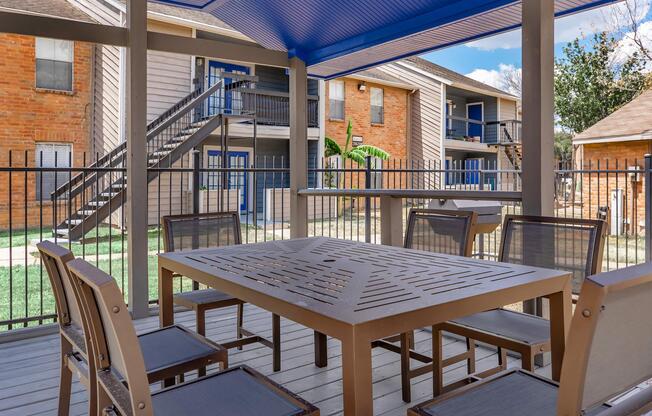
top-left (0, 151), bottom-right (650, 331)
top-left (446, 117), bottom-right (522, 145)
top-left (241, 88), bottom-right (319, 128)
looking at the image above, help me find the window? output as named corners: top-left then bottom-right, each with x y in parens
top-left (370, 87), bottom-right (384, 124)
top-left (35, 143), bottom-right (72, 201)
top-left (329, 80), bottom-right (345, 120)
top-left (35, 38), bottom-right (73, 91)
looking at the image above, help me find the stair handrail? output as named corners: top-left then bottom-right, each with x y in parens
top-left (50, 79), bottom-right (229, 201)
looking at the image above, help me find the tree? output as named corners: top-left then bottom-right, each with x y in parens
top-left (554, 32), bottom-right (648, 134)
top-left (604, 0), bottom-right (652, 62)
top-left (554, 131), bottom-right (573, 167)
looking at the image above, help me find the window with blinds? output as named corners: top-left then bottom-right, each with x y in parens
top-left (35, 38), bottom-right (73, 92)
top-left (329, 80), bottom-right (345, 120)
top-left (370, 87), bottom-right (384, 124)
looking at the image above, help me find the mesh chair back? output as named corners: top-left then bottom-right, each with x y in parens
top-left (404, 209), bottom-right (478, 257)
top-left (499, 215), bottom-right (606, 294)
top-left (162, 212), bottom-right (242, 253)
top-left (558, 262), bottom-right (652, 413)
top-left (37, 241), bottom-right (82, 328)
top-left (67, 258), bottom-right (152, 416)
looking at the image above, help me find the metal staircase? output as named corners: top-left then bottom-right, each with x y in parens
top-left (51, 72), bottom-right (257, 240)
top-left (497, 120), bottom-right (522, 172)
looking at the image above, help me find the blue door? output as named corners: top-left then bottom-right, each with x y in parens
top-left (206, 150), bottom-right (249, 212)
top-left (464, 158), bottom-right (481, 185)
top-left (207, 61), bottom-right (250, 115)
top-left (445, 158), bottom-right (452, 186)
top-left (467, 103), bottom-right (483, 141)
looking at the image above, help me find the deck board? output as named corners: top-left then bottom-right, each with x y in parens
top-left (0, 304), bottom-right (541, 416)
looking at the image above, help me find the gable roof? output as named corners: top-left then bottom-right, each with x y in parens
top-left (348, 68), bottom-right (415, 90)
top-left (0, 0), bottom-right (95, 23)
top-left (401, 56), bottom-right (517, 99)
top-left (573, 89), bottom-right (652, 144)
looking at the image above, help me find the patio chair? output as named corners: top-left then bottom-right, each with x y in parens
top-left (162, 212), bottom-right (281, 372)
top-left (37, 241), bottom-right (228, 416)
top-left (430, 215), bottom-right (606, 396)
top-left (409, 261), bottom-right (652, 416)
top-left (67, 258), bottom-right (319, 416)
top-left (372, 208), bottom-right (478, 402)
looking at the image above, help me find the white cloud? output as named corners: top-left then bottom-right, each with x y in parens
top-left (612, 20), bottom-right (652, 70)
top-left (466, 0), bottom-right (651, 51)
top-left (466, 64), bottom-right (521, 95)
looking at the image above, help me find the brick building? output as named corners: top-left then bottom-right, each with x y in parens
top-left (0, 0), bottom-right (94, 229)
top-left (573, 88), bottom-right (652, 234)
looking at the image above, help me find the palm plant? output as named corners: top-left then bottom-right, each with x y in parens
top-left (325, 120), bottom-right (390, 165)
top-left (324, 120), bottom-right (390, 192)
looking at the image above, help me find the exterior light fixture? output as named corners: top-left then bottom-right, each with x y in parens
top-left (358, 82), bottom-right (366, 92)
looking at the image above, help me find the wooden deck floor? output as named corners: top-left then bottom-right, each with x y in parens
top-left (0, 304), bottom-right (549, 416)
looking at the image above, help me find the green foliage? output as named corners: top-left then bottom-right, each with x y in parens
top-left (324, 120), bottom-right (391, 166)
top-left (554, 131), bottom-right (573, 166)
top-left (554, 32), bottom-right (648, 134)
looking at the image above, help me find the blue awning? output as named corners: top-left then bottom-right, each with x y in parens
top-left (152, 0), bottom-right (621, 78)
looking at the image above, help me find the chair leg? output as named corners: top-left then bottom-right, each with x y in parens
top-left (466, 338), bottom-right (476, 374)
top-left (236, 303), bottom-right (244, 351)
top-left (408, 330), bottom-right (415, 350)
top-left (498, 347), bottom-right (508, 370)
top-left (432, 326), bottom-right (444, 397)
top-left (58, 336), bottom-right (72, 416)
top-left (97, 384), bottom-right (113, 416)
top-left (196, 309), bottom-right (206, 337)
top-left (400, 332), bottom-right (412, 403)
top-left (272, 313), bottom-right (281, 372)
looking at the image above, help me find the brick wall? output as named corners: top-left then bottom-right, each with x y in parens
top-left (0, 34), bottom-right (93, 229)
top-left (325, 77), bottom-right (409, 191)
top-left (579, 141), bottom-right (651, 234)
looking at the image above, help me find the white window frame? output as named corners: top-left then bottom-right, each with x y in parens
top-left (370, 87), bottom-right (384, 125)
top-left (35, 38), bottom-right (74, 92)
top-left (329, 80), bottom-right (345, 120)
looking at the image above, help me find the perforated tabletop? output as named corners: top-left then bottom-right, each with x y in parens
top-left (158, 237), bottom-right (569, 326)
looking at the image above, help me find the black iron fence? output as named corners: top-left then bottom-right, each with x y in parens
top-left (0, 151), bottom-right (648, 332)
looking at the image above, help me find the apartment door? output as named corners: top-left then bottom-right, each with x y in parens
top-left (207, 61), bottom-right (250, 115)
top-left (466, 103), bottom-right (484, 141)
top-left (206, 150), bottom-right (249, 212)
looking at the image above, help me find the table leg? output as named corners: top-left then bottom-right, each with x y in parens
top-left (314, 331), bottom-right (328, 367)
top-left (341, 335), bottom-right (373, 415)
top-left (159, 265), bottom-right (174, 328)
top-left (549, 286), bottom-right (572, 381)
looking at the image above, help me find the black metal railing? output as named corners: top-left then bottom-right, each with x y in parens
top-left (0, 151), bottom-right (649, 331)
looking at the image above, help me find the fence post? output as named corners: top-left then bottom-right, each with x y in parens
top-left (365, 155), bottom-right (372, 243)
top-left (192, 150), bottom-right (200, 215)
top-left (645, 154), bottom-right (651, 262)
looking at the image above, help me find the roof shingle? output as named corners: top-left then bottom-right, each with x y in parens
top-left (573, 89), bottom-right (652, 142)
top-left (0, 0), bottom-right (95, 23)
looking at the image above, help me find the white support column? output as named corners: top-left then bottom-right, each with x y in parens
top-left (289, 57), bottom-right (308, 238)
top-left (521, 0), bottom-right (555, 216)
top-left (317, 79), bottom-right (327, 188)
top-left (126, 0), bottom-right (149, 318)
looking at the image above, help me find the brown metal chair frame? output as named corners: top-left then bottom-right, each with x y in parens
top-left (38, 241), bottom-right (227, 416)
top-left (162, 212), bottom-right (281, 372)
top-left (409, 262), bottom-right (652, 416)
top-left (429, 215), bottom-right (606, 397)
top-left (67, 258), bottom-right (318, 416)
top-left (371, 208), bottom-right (479, 403)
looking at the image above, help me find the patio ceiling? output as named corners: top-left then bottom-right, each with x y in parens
top-left (152, 0), bottom-right (621, 78)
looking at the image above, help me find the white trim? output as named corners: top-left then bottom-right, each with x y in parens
top-left (466, 101), bottom-right (484, 139)
top-left (440, 83), bottom-right (447, 174)
top-left (573, 133), bottom-right (652, 145)
top-left (317, 79), bottom-right (326, 187)
top-left (451, 82), bottom-right (518, 101)
top-left (394, 61), bottom-right (452, 85)
top-left (346, 73), bottom-right (416, 90)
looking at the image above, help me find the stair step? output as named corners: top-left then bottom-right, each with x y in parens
top-left (53, 229), bottom-right (70, 236)
top-left (66, 219), bottom-right (84, 226)
top-left (88, 201), bottom-right (104, 207)
top-left (78, 210), bottom-right (96, 216)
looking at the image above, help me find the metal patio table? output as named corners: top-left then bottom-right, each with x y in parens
top-left (158, 236), bottom-right (572, 416)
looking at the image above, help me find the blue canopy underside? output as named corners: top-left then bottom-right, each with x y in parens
top-left (152, 0), bottom-right (622, 78)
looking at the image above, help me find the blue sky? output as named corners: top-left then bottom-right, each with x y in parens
top-left (421, 1), bottom-right (652, 91)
